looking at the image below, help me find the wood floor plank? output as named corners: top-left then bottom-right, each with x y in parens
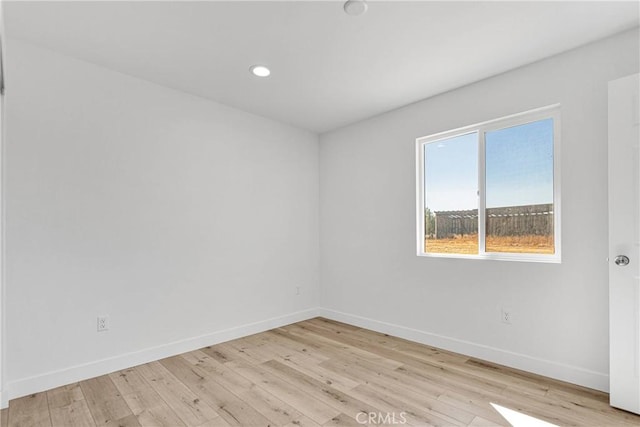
top-left (465, 358), bottom-right (608, 403)
top-left (193, 418), bottom-right (234, 427)
top-left (181, 350), bottom-right (254, 394)
top-left (319, 355), bottom-right (481, 426)
top-left (221, 340), bottom-right (273, 364)
top-left (545, 387), bottom-right (640, 424)
top-left (242, 337), bottom-right (327, 367)
top-left (438, 385), bottom-right (583, 426)
top-left (305, 322), bottom-right (515, 399)
top-left (499, 386), bottom-right (640, 427)
top-left (7, 393), bottom-right (52, 427)
top-left (320, 348), bottom-right (492, 425)
top-left (135, 361), bottom-right (224, 427)
top-left (293, 323), bottom-right (413, 371)
top-left (201, 342), bottom-right (264, 366)
top-left (321, 413), bottom-right (361, 427)
top-left (1, 408), bottom-right (7, 427)
top-left (468, 415), bottom-right (503, 426)
top-left (225, 359), bottom-right (341, 425)
top-left (395, 362), bottom-right (507, 397)
top-left (110, 367), bottom-right (186, 426)
top-left (80, 375), bottom-right (140, 427)
top-left (46, 384), bottom-right (84, 410)
top-left (435, 389), bottom-right (511, 426)
top-left (159, 355), bottom-right (272, 426)
top-left (259, 359), bottom-right (382, 420)
top-left (47, 384), bottom-right (96, 427)
top-left (239, 385), bottom-right (321, 427)
top-left (49, 400), bottom-right (96, 427)
top-left (108, 415), bottom-right (140, 427)
top-left (307, 318), bottom-right (466, 367)
top-left (432, 359), bottom-right (550, 398)
top-left (263, 351), bottom-right (360, 394)
top-left (347, 383), bottom-right (462, 427)
top-left (182, 350), bottom-right (319, 426)
top-left (5, 318), bottom-right (640, 427)
top-left (319, 353), bottom-right (443, 400)
top-left (247, 330), bottom-right (330, 364)
top-left (199, 344), bottom-right (238, 365)
top-left (308, 318), bottom-right (403, 351)
top-left (284, 325), bottom-right (404, 371)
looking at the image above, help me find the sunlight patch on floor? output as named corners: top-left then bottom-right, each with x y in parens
top-left (491, 403), bottom-right (559, 427)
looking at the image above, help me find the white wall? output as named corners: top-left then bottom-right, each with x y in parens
top-left (319, 29), bottom-right (640, 391)
top-left (3, 39), bottom-right (319, 399)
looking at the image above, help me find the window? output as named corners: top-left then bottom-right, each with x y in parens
top-left (416, 106), bottom-right (560, 262)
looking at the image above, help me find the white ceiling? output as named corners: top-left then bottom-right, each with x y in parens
top-left (4, 1), bottom-right (639, 133)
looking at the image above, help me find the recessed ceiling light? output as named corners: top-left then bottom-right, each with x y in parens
top-left (344, 0), bottom-right (368, 16)
top-left (250, 65), bottom-right (271, 77)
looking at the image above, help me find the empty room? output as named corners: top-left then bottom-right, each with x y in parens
top-left (0, 0), bottom-right (639, 426)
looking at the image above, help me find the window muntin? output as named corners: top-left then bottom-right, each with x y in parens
top-left (416, 106), bottom-right (560, 262)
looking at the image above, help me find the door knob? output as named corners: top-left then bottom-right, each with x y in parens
top-left (614, 255), bottom-right (630, 266)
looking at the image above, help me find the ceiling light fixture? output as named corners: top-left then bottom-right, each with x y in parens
top-left (344, 0), bottom-right (368, 16)
top-left (250, 65), bottom-right (271, 77)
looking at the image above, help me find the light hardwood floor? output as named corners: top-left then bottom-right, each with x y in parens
top-left (2, 317), bottom-right (639, 427)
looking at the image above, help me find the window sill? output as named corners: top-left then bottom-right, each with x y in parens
top-left (417, 252), bottom-right (561, 264)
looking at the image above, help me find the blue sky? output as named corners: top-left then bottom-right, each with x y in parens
top-left (425, 132), bottom-right (478, 212)
top-left (424, 119), bottom-right (553, 212)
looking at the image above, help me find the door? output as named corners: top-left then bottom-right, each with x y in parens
top-left (0, 0), bottom-right (5, 408)
top-left (609, 73), bottom-right (640, 414)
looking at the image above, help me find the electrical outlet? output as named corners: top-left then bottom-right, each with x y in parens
top-left (500, 308), bottom-right (512, 324)
top-left (296, 286), bottom-right (301, 295)
top-left (97, 315), bottom-right (110, 332)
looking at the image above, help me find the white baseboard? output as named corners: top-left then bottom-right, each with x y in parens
top-left (4, 307), bottom-right (321, 405)
top-left (319, 308), bottom-right (609, 393)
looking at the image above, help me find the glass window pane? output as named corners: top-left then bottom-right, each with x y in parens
top-left (424, 132), bottom-right (478, 254)
top-left (485, 119), bottom-right (554, 254)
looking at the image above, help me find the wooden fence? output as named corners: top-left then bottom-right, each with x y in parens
top-left (431, 203), bottom-right (553, 239)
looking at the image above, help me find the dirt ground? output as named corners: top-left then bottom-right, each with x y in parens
top-left (425, 234), bottom-right (554, 255)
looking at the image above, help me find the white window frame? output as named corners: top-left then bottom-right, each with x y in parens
top-left (416, 105), bottom-right (561, 263)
